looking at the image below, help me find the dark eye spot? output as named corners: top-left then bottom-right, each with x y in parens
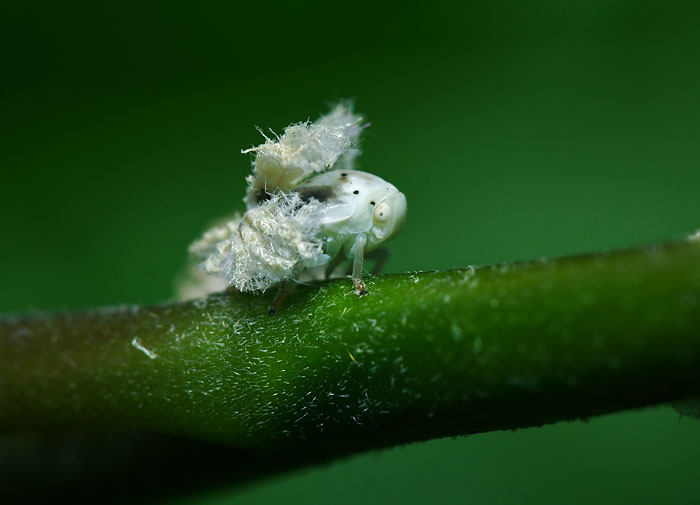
top-left (353, 190), bottom-right (359, 195)
top-left (341, 173), bottom-right (348, 177)
top-left (370, 201), bottom-right (375, 205)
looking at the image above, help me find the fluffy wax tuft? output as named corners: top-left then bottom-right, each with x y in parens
top-left (189, 192), bottom-right (326, 293)
top-left (243, 103), bottom-right (363, 208)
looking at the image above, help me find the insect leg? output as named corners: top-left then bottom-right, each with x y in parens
top-left (366, 248), bottom-right (391, 275)
top-left (350, 233), bottom-right (368, 296)
top-left (268, 281), bottom-right (297, 315)
top-left (324, 250), bottom-right (347, 279)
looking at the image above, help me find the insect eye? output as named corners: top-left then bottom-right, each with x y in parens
top-left (374, 202), bottom-right (391, 223)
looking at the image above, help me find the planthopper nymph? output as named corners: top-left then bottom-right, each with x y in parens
top-left (186, 104), bottom-right (407, 312)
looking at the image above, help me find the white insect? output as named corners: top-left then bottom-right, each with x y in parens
top-left (187, 104), bottom-right (407, 311)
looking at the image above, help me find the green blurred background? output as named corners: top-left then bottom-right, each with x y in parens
top-left (3, 1), bottom-right (700, 503)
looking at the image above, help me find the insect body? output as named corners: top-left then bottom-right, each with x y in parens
top-left (187, 104), bottom-right (407, 305)
top-left (295, 169), bottom-right (406, 294)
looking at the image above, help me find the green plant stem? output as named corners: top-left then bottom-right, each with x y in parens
top-left (2, 240), bottom-right (700, 457)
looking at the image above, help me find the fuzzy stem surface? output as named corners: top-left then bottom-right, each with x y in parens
top-left (2, 240), bottom-right (700, 455)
